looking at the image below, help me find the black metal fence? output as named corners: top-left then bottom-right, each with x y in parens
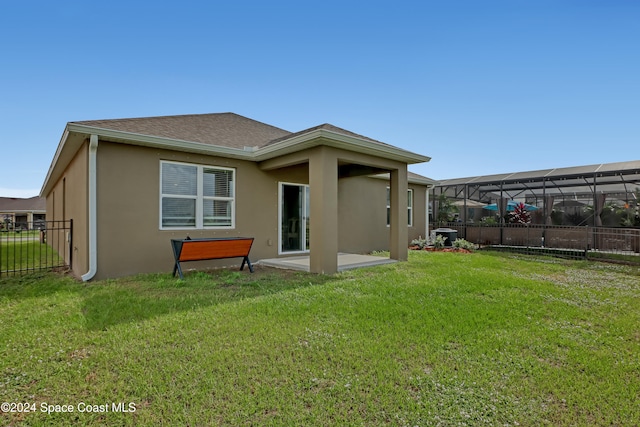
top-left (437, 222), bottom-right (640, 264)
top-left (0, 220), bottom-right (72, 277)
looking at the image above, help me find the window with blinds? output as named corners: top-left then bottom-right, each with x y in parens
top-left (386, 187), bottom-right (413, 227)
top-left (161, 161), bottom-right (235, 229)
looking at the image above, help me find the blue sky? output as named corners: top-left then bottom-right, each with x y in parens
top-left (1, 0), bottom-right (638, 198)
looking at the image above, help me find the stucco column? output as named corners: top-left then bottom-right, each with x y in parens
top-left (309, 147), bottom-right (338, 274)
top-left (389, 167), bottom-right (408, 261)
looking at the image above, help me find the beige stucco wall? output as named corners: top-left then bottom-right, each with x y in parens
top-left (45, 142), bottom-right (89, 278)
top-left (338, 176), bottom-right (427, 253)
top-left (70, 140), bottom-right (428, 280)
top-left (93, 141), bottom-right (312, 279)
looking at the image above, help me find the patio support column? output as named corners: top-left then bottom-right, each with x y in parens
top-left (309, 147), bottom-right (338, 274)
top-left (425, 187), bottom-right (431, 241)
top-left (389, 167), bottom-right (408, 261)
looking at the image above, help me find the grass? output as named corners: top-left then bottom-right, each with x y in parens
top-left (1, 252), bottom-right (639, 426)
top-left (587, 250), bottom-right (640, 264)
top-left (0, 240), bottom-right (64, 274)
top-left (0, 230), bottom-right (40, 238)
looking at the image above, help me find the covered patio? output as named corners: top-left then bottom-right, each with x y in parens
top-left (258, 127), bottom-right (430, 275)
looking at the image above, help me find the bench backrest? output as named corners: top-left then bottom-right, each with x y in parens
top-left (176, 238), bottom-right (253, 262)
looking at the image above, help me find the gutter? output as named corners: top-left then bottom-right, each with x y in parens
top-left (64, 124), bottom-right (431, 165)
top-left (81, 135), bottom-right (98, 281)
top-left (66, 123), bottom-right (253, 160)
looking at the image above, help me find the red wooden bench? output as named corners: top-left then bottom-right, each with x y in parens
top-left (171, 237), bottom-right (254, 279)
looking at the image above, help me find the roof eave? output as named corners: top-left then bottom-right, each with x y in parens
top-left (370, 173), bottom-right (439, 186)
top-left (40, 127), bottom-right (71, 197)
top-left (0, 209), bottom-right (46, 214)
top-left (63, 124), bottom-right (431, 165)
top-left (410, 176), bottom-right (439, 186)
top-left (41, 124), bottom-right (431, 196)
top-left (66, 124), bottom-right (256, 159)
top-left (253, 128), bottom-right (431, 164)
top-left (40, 124), bottom-right (257, 197)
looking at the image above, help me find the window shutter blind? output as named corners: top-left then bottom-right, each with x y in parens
top-left (162, 198), bottom-right (196, 227)
top-left (204, 168), bottom-right (233, 198)
top-left (162, 163), bottom-right (197, 196)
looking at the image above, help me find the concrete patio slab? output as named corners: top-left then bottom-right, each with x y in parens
top-left (258, 253), bottom-right (396, 272)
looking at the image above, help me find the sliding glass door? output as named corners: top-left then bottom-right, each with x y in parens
top-left (280, 183), bottom-right (310, 253)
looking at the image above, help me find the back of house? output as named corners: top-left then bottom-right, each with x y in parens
top-left (41, 113), bottom-right (434, 280)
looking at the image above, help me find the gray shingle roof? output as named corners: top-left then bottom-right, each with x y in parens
top-left (408, 171), bottom-right (436, 183)
top-left (265, 123), bottom-right (392, 147)
top-left (0, 196), bottom-right (46, 212)
top-left (72, 113), bottom-right (292, 149)
top-left (71, 113), bottom-right (399, 151)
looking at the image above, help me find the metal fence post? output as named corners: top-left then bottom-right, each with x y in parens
top-left (69, 219), bottom-right (73, 270)
top-left (0, 219), bottom-right (73, 277)
top-left (585, 225), bottom-right (590, 259)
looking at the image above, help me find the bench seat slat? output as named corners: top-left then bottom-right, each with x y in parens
top-left (171, 237), bottom-right (255, 278)
top-left (179, 239), bottom-right (253, 261)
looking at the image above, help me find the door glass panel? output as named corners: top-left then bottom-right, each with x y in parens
top-left (281, 184), bottom-right (309, 253)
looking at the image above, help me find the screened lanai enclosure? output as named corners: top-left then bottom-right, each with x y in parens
top-left (433, 160), bottom-right (640, 262)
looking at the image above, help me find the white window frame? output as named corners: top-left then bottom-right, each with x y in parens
top-left (160, 160), bottom-right (235, 230)
top-left (408, 188), bottom-right (413, 227)
top-left (387, 187), bottom-right (413, 227)
top-left (278, 182), bottom-right (310, 255)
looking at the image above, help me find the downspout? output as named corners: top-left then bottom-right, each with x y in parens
top-left (82, 135), bottom-right (98, 281)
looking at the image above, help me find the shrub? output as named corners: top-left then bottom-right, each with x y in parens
top-left (453, 238), bottom-right (477, 251)
top-left (410, 236), bottom-right (429, 249)
top-left (480, 216), bottom-right (498, 226)
top-left (432, 235), bottom-right (448, 249)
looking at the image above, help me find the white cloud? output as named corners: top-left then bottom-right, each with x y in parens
top-left (0, 188), bottom-right (41, 198)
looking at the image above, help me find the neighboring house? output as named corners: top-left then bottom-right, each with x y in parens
top-left (40, 113), bottom-right (434, 280)
top-left (0, 196), bottom-right (46, 230)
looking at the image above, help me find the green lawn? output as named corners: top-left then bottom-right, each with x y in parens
top-left (1, 239), bottom-right (64, 274)
top-left (1, 252), bottom-right (638, 426)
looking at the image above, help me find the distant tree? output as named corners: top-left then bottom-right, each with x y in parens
top-left (436, 194), bottom-right (457, 223)
top-left (565, 211), bottom-right (587, 226)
